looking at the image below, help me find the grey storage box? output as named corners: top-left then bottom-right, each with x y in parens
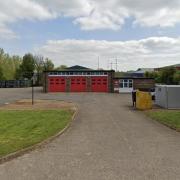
top-left (155, 85), bottom-right (180, 109)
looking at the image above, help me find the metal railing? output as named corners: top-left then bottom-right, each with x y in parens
top-left (0, 80), bottom-right (31, 88)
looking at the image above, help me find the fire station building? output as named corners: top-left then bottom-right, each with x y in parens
top-left (43, 65), bottom-right (115, 93)
top-left (113, 77), bottom-right (155, 93)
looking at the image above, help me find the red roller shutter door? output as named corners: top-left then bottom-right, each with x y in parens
top-left (91, 77), bottom-right (108, 92)
top-left (48, 77), bottom-right (66, 92)
top-left (70, 77), bottom-right (87, 92)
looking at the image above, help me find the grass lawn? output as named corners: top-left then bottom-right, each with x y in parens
top-left (0, 110), bottom-right (74, 157)
top-left (147, 110), bottom-right (180, 131)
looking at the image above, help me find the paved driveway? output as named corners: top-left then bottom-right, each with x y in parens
top-left (0, 88), bottom-right (180, 180)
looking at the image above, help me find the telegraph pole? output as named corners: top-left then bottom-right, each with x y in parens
top-left (115, 58), bottom-right (118, 72)
top-left (109, 58), bottom-right (119, 71)
top-left (110, 62), bottom-right (113, 70)
top-left (31, 72), bottom-right (34, 105)
top-left (98, 56), bottom-right (100, 70)
top-left (107, 59), bottom-right (110, 70)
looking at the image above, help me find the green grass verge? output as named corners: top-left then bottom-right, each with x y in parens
top-left (0, 110), bottom-right (73, 157)
top-left (147, 110), bottom-right (180, 131)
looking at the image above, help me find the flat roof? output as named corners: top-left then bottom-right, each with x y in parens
top-left (114, 77), bottom-right (154, 80)
top-left (156, 85), bottom-right (180, 87)
top-left (44, 70), bottom-right (115, 73)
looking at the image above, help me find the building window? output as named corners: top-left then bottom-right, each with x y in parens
top-left (124, 82), bottom-right (128, 88)
top-left (119, 79), bottom-right (133, 88)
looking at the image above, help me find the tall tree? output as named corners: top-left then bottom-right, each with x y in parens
top-left (18, 53), bottom-right (35, 79)
top-left (34, 55), bottom-right (44, 85)
top-left (161, 67), bottom-right (176, 85)
top-left (0, 66), bottom-right (5, 80)
top-left (43, 58), bottom-right (54, 71)
top-left (0, 48), bottom-right (56, 81)
top-left (173, 71), bottom-right (180, 84)
top-left (0, 48), bottom-right (22, 80)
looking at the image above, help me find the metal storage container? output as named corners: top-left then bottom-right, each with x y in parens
top-left (155, 85), bottom-right (180, 109)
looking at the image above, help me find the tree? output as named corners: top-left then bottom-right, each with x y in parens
top-left (0, 48), bottom-right (22, 80)
top-left (155, 71), bottom-right (163, 83)
top-left (0, 48), bottom-right (56, 81)
top-left (145, 71), bottom-right (162, 83)
top-left (54, 65), bottom-right (67, 70)
top-left (0, 48), bottom-right (4, 57)
top-left (145, 71), bottom-right (150, 78)
top-left (43, 58), bottom-right (54, 71)
top-left (173, 71), bottom-right (180, 84)
top-left (17, 53), bottom-right (35, 79)
top-left (0, 66), bottom-right (5, 80)
top-left (0, 51), bottom-right (4, 80)
top-left (161, 67), bottom-right (176, 85)
top-left (33, 56), bottom-right (55, 85)
top-left (34, 55), bottom-right (44, 85)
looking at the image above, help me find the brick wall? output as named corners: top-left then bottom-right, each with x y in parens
top-left (133, 79), bottom-right (155, 90)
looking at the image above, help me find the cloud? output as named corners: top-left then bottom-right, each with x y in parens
top-left (0, 24), bottom-right (18, 39)
top-left (37, 0), bottom-right (180, 30)
top-left (36, 37), bottom-right (180, 71)
top-left (1, 0), bottom-right (180, 38)
top-left (0, 0), bottom-right (54, 39)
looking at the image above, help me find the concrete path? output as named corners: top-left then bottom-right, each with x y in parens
top-left (0, 88), bottom-right (180, 180)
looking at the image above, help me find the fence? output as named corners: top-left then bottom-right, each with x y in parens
top-left (0, 80), bottom-right (31, 88)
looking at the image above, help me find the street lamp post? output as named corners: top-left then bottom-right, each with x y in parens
top-left (31, 73), bottom-right (35, 105)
